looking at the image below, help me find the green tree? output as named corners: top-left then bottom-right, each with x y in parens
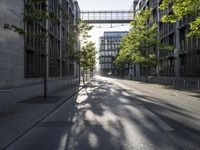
top-left (116, 8), bottom-right (172, 81)
top-left (80, 41), bottom-right (96, 82)
top-left (67, 20), bottom-right (96, 83)
top-left (160, 0), bottom-right (200, 37)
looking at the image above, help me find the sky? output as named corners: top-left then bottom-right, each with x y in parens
top-left (77, 0), bottom-right (133, 70)
top-left (77, 0), bottom-right (133, 42)
top-left (77, 0), bottom-right (133, 11)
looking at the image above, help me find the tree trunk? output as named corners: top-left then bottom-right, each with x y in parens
top-left (83, 70), bottom-right (85, 84)
top-left (79, 64), bottom-right (81, 85)
top-left (44, 14), bottom-right (49, 99)
top-left (44, 52), bottom-right (47, 98)
top-left (145, 66), bottom-right (148, 83)
top-left (86, 70), bottom-right (88, 81)
top-left (91, 69), bottom-right (93, 78)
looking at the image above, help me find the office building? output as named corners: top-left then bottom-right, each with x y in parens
top-left (99, 31), bottom-right (128, 76)
top-left (0, 0), bottom-right (80, 101)
top-left (133, 0), bottom-right (200, 78)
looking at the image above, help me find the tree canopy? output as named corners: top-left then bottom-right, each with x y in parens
top-left (115, 8), bottom-right (172, 71)
top-left (68, 20), bottom-right (96, 71)
top-left (80, 41), bottom-right (96, 71)
top-left (160, 0), bottom-right (200, 37)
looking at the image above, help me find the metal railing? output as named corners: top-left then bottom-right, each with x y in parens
top-left (81, 11), bottom-right (134, 24)
top-left (126, 76), bottom-right (200, 92)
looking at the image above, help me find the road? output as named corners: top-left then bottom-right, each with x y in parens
top-left (6, 76), bottom-right (200, 150)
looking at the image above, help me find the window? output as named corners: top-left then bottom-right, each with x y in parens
top-left (197, 50), bottom-right (200, 65)
top-left (25, 21), bottom-right (45, 77)
top-left (25, 0), bottom-right (62, 78)
top-left (180, 55), bottom-right (187, 66)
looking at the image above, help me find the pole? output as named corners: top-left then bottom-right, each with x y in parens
top-left (44, 0), bottom-right (49, 99)
top-left (44, 52), bottom-right (47, 98)
top-left (79, 64), bottom-right (81, 85)
top-left (83, 70), bottom-right (85, 84)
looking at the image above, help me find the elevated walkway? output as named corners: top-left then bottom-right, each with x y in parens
top-left (81, 11), bottom-right (134, 24)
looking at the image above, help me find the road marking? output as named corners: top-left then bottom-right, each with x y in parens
top-left (141, 106), bottom-right (174, 132)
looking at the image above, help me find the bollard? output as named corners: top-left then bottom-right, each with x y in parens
top-left (198, 81), bottom-right (200, 91)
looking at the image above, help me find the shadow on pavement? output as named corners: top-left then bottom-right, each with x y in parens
top-left (59, 79), bottom-right (200, 150)
top-left (10, 78), bottom-right (200, 150)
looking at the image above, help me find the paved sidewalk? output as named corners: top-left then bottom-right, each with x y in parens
top-left (0, 82), bottom-right (85, 149)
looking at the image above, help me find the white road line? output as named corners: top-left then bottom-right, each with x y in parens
top-left (141, 106), bottom-right (174, 132)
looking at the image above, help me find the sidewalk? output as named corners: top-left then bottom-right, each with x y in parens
top-left (0, 82), bottom-right (86, 149)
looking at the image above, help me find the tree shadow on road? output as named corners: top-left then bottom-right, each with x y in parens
top-left (61, 79), bottom-right (199, 150)
top-left (27, 78), bottom-right (200, 150)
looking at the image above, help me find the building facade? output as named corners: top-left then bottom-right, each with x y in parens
top-left (0, 0), bottom-right (80, 101)
top-left (133, 0), bottom-right (200, 78)
top-left (99, 31), bottom-right (128, 76)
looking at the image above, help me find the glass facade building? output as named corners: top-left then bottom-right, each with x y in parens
top-left (134, 0), bottom-right (200, 78)
top-left (99, 31), bottom-right (128, 76)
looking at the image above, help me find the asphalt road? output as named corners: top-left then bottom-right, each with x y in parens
top-left (6, 76), bottom-right (200, 150)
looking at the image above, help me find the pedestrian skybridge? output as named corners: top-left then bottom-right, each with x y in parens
top-left (81, 11), bottom-right (134, 24)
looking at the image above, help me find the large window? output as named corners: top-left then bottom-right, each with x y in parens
top-left (24, 1), bottom-right (46, 78)
top-left (24, 0), bottom-right (63, 78)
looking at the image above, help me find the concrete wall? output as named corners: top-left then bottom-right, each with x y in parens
top-left (0, 1), bottom-right (80, 113)
top-left (0, 0), bottom-right (25, 89)
top-left (12, 77), bottom-right (79, 102)
top-left (0, 1), bottom-right (56, 89)
top-left (0, 77), bottom-right (79, 115)
top-left (0, 1), bottom-right (79, 90)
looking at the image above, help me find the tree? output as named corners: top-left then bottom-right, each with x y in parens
top-left (67, 20), bottom-right (96, 83)
top-left (3, 0), bottom-right (69, 98)
top-left (80, 42), bottom-right (96, 82)
top-left (115, 8), bottom-right (173, 81)
top-left (114, 40), bottom-right (132, 76)
top-left (160, 0), bottom-right (200, 37)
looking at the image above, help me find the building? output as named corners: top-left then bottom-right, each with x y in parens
top-left (99, 31), bottom-right (128, 76)
top-left (133, 0), bottom-right (200, 78)
top-left (0, 0), bottom-right (80, 101)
